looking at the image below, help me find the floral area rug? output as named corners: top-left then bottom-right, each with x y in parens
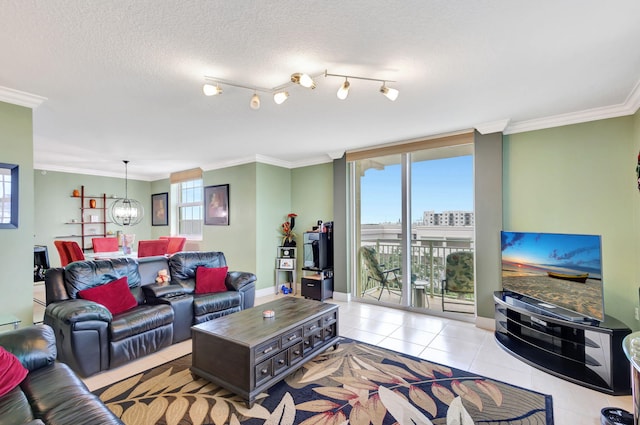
top-left (93, 338), bottom-right (553, 424)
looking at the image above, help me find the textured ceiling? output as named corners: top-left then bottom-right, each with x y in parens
top-left (1, 1), bottom-right (640, 180)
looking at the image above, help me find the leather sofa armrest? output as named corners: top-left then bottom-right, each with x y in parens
top-left (0, 324), bottom-right (57, 372)
top-left (226, 271), bottom-right (257, 291)
top-left (44, 299), bottom-right (112, 324)
top-left (142, 283), bottom-right (187, 301)
top-left (227, 271), bottom-right (256, 309)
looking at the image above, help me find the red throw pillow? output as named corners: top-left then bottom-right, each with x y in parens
top-left (195, 266), bottom-right (229, 294)
top-left (78, 276), bottom-right (137, 315)
top-left (0, 346), bottom-right (28, 397)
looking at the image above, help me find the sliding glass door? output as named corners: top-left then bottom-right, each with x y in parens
top-left (351, 143), bottom-right (475, 316)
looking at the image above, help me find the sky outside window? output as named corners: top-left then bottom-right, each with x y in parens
top-left (360, 155), bottom-right (473, 224)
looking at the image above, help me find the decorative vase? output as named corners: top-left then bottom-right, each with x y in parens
top-left (283, 239), bottom-right (296, 247)
top-left (72, 189), bottom-right (80, 197)
top-left (89, 199), bottom-right (96, 208)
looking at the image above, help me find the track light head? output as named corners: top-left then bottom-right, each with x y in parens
top-left (291, 73), bottom-right (316, 89)
top-left (249, 93), bottom-right (261, 110)
top-left (337, 79), bottom-right (350, 100)
top-left (203, 83), bottom-right (222, 96)
top-left (380, 83), bottom-right (399, 101)
top-left (273, 91), bottom-right (289, 105)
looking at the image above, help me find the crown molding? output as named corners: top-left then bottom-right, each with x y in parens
top-left (505, 78), bottom-right (640, 135)
top-left (33, 162), bottom-right (156, 181)
top-left (475, 119), bottom-right (511, 135)
top-left (0, 86), bottom-right (47, 108)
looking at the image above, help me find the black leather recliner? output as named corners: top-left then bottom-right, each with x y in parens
top-left (44, 258), bottom-right (174, 377)
top-left (168, 251), bottom-right (256, 324)
top-left (0, 324), bottom-right (123, 424)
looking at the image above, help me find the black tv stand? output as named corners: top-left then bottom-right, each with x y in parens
top-left (494, 291), bottom-right (631, 395)
top-left (502, 291), bottom-right (599, 324)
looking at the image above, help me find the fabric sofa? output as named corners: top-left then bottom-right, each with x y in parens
top-left (43, 251), bottom-right (257, 377)
top-left (0, 324), bottom-right (123, 425)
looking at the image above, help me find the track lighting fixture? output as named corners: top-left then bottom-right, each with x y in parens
top-left (380, 83), bottom-right (399, 101)
top-left (337, 78), bottom-right (350, 100)
top-left (202, 83), bottom-right (222, 96)
top-left (273, 91), bottom-right (289, 105)
top-left (202, 68), bottom-right (398, 109)
top-left (250, 93), bottom-right (261, 110)
top-left (290, 73), bottom-right (316, 89)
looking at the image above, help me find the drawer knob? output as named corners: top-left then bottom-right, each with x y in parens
top-left (263, 346), bottom-right (273, 354)
top-left (261, 368), bottom-right (268, 375)
top-left (288, 335), bottom-right (296, 341)
top-left (315, 334), bottom-right (321, 339)
top-left (294, 350), bottom-right (300, 355)
top-left (304, 341), bottom-right (310, 346)
top-left (308, 325), bottom-right (317, 330)
top-left (278, 359), bottom-right (285, 365)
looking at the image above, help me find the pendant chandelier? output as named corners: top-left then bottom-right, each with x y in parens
top-left (110, 160), bottom-right (144, 226)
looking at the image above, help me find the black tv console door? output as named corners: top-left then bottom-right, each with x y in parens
top-left (494, 291), bottom-right (631, 395)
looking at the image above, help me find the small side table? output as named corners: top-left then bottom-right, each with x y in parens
top-left (275, 247), bottom-right (297, 295)
top-left (0, 314), bottom-right (20, 331)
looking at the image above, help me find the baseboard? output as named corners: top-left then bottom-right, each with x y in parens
top-left (331, 291), bottom-right (351, 302)
top-left (475, 315), bottom-right (495, 331)
top-left (255, 286), bottom-right (277, 299)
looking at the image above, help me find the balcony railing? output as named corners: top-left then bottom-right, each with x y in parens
top-left (359, 237), bottom-right (474, 299)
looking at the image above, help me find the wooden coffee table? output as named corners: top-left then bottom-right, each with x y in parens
top-left (191, 297), bottom-right (339, 406)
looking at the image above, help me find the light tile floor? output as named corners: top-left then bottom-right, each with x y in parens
top-left (75, 293), bottom-right (632, 425)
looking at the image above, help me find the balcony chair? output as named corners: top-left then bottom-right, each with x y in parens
top-left (137, 239), bottom-right (170, 258)
top-left (159, 236), bottom-right (187, 254)
top-left (92, 237), bottom-right (119, 253)
top-left (441, 251), bottom-right (475, 313)
top-left (360, 246), bottom-right (401, 301)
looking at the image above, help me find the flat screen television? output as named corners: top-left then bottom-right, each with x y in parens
top-left (501, 231), bottom-right (605, 322)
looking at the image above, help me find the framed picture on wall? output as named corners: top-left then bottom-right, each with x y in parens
top-left (0, 163), bottom-right (19, 229)
top-left (151, 192), bottom-right (168, 226)
top-left (204, 184), bottom-right (229, 225)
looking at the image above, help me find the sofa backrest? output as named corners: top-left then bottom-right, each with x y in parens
top-left (137, 255), bottom-right (170, 285)
top-left (169, 251), bottom-right (227, 293)
top-left (64, 258), bottom-right (144, 303)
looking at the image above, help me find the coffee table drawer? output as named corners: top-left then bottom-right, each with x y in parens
top-left (303, 318), bottom-right (322, 335)
top-left (255, 337), bottom-right (281, 363)
top-left (280, 327), bottom-right (303, 347)
top-left (323, 311), bottom-right (337, 325)
top-left (323, 322), bottom-right (337, 342)
top-left (289, 342), bottom-right (304, 365)
top-left (273, 351), bottom-right (288, 375)
top-left (255, 359), bottom-right (273, 386)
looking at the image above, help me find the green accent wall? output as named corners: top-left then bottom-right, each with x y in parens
top-left (0, 101), bottom-right (34, 328)
top-left (256, 163), bottom-right (292, 290)
top-left (503, 114), bottom-right (639, 330)
top-left (291, 163), bottom-right (334, 232)
top-left (34, 171), bottom-right (152, 267)
top-left (202, 164), bottom-right (258, 279)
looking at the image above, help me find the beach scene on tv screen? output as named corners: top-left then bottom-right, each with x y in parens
top-left (501, 231), bottom-right (604, 321)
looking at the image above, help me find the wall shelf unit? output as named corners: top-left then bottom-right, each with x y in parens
top-left (56, 185), bottom-right (111, 251)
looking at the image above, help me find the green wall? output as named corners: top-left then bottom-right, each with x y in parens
top-left (34, 171), bottom-right (152, 267)
top-left (256, 163), bottom-right (292, 290)
top-left (291, 163), bottom-right (334, 232)
top-left (503, 115), bottom-right (639, 329)
top-left (0, 101), bottom-right (34, 328)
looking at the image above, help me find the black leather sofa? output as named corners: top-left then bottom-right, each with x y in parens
top-left (0, 324), bottom-right (123, 425)
top-left (44, 251), bottom-right (257, 377)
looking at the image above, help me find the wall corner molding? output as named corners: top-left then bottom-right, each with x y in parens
top-left (0, 86), bottom-right (47, 108)
top-left (475, 119), bottom-right (510, 135)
